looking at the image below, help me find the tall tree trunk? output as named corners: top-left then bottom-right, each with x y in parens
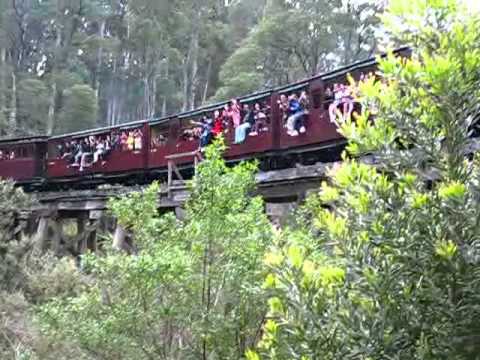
top-left (162, 59), bottom-right (169, 117)
top-left (189, 28), bottom-right (199, 110)
top-left (9, 71), bottom-right (16, 132)
top-left (0, 48), bottom-right (6, 124)
top-left (202, 59), bottom-right (212, 104)
top-left (46, 15), bottom-right (63, 135)
top-left (151, 74), bottom-right (157, 119)
top-left (95, 19), bottom-right (106, 99)
top-left (46, 81), bottom-right (57, 135)
top-left (143, 76), bottom-right (150, 119)
top-left (182, 6), bottom-right (201, 111)
top-left (182, 58), bottom-right (190, 112)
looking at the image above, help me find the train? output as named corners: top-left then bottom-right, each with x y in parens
top-left (0, 47), bottom-right (411, 190)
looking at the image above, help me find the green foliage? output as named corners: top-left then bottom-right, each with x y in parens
top-left (38, 140), bottom-right (273, 359)
top-left (17, 78), bottom-right (50, 134)
top-left (214, 0), bottom-right (382, 100)
top-left (248, 1), bottom-right (480, 359)
top-left (56, 84), bottom-right (98, 134)
top-left (0, 179), bottom-right (35, 290)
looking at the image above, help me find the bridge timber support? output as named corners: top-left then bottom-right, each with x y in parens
top-left (20, 155), bottom-right (379, 257)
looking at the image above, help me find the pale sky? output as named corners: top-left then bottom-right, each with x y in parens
top-left (462, 0), bottom-right (480, 12)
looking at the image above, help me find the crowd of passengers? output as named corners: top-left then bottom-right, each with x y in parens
top-left (56, 129), bottom-right (143, 171)
top-left (178, 93), bottom-right (314, 151)
top-left (177, 99), bottom-right (271, 151)
top-left (49, 80), bottom-right (361, 166)
top-left (150, 82), bottom-right (360, 153)
top-left (0, 149), bottom-right (17, 160)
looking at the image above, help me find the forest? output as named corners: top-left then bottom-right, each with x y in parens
top-left (0, 0), bottom-right (381, 137)
top-left (2, 0), bottom-right (480, 359)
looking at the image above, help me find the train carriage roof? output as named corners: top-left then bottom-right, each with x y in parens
top-left (0, 135), bottom-right (48, 146)
top-left (48, 119), bottom-right (150, 140)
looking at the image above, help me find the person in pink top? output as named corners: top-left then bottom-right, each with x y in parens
top-left (228, 99), bottom-right (241, 128)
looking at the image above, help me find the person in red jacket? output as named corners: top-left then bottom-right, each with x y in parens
top-left (212, 110), bottom-right (224, 137)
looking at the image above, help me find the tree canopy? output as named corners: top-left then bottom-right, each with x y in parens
top-left (0, 0), bottom-right (382, 137)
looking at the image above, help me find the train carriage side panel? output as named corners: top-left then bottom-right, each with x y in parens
top-left (0, 137), bottom-right (47, 182)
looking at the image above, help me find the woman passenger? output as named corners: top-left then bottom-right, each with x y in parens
top-left (134, 129), bottom-right (143, 150)
top-left (228, 99), bottom-right (241, 128)
top-left (234, 104), bottom-right (255, 144)
top-left (212, 110), bottom-right (224, 137)
top-left (250, 103), bottom-right (267, 136)
top-left (127, 131), bottom-right (135, 151)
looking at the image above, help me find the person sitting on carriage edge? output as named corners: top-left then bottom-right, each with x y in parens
top-left (191, 115), bottom-right (214, 151)
top-left (286, 94), bottom-right (306, 137)
top-left (234, 104), bottom-right (255, 144)
top-left (294, 91), bottom-right (309, 134)
top-left (250, 103), bottom-right (268, 136)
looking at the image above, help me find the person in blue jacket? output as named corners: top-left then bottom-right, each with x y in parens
top-left (286, 94), bottom-right (306, 136)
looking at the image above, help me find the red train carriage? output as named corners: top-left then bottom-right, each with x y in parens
top-left (0, 136), bottom-right (47, 182)
top-left (0, 47), bottom-right (412, 186)
top-left (46, 121), bottom-right (149, 179)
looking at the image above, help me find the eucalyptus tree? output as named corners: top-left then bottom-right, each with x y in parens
top-left (214, 0), bottom-right (382, 100)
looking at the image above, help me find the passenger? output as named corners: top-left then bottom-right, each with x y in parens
top-left (222, 104), bottom-right (232, 128)
top-left (250, 103), bottom-right (268, 136)
top-left (286, 94), bottom-right (305, 137)
top-left (134, 129), bottom-right (143, 150)
top-left (199, 115), bottom-right (214, 151)
top-left (111, 132), bottom-right (121, 150)
top-left (104, 135), bottom-right (112, 155)
top-left (79, 137), bottom-right (94, 172)
top-left (329, 83), bottom-right (354, 123)
top-left (152, 134), bottom-right (167, 147)
top-left (294, 91), bottom-right (309, 134)
top-left (62, 141), bottom-right (76, 162)
top-left (0, 150), bottom-right (3, 160)
top-left (212, 110), bottom-right (224, 137)
top-left (120, 131), bottom-right (128, 151)
top-left (72, 139), bottom-right (86, 167)
top-left (57, 143), bottom-right (65, 159)
top-left (277, 94), bottom-right (289, 125)
top-left (127, 131), bottom-right (135, 151)
top-left (93, 138), bottom-right (105, 165)
top-left (325, 86), bottom-right (334, 101)
top-left (228, 99), bottom-right (241, 128)
top-left (234, 104), bottom-right (255, 144)
top-left (340, 84), bottom-right (354, 120)
top-left (329, 83), bottom-right (342, 123)
top-left (9, 151), bottom-right (15, 160)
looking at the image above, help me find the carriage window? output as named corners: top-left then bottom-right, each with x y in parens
top-left (151, 125), bottom-right (170, 147)
top-left (180, 118), bottom-right (202, 142)
top-left (0, 145), bottom-right (28, 160)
